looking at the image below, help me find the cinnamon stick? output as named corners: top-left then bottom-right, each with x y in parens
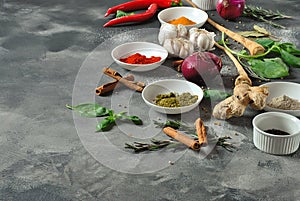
top-left (185, 0), bottom-right (265, 56)
top-left (95, 74), bottom-right (135, 96)
top-left (163, 127), bottom-right (201, 151)
top-left (195, 118), bottom-right (207, 145)
top-left (103, 68), bottom-right (144, 92)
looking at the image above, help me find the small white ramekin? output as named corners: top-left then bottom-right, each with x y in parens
top-left (252, 112), bottom-right (300, 155)
top-left (192, 0), bottom-right (218, 11)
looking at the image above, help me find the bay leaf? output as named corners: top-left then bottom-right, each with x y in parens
top-left (253, 25), bottom-right (270, 35)
top-left (238, 31), bottom-right (266, 38)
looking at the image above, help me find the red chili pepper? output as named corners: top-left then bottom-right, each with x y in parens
top-left (104, 1), bottom-right (151, 17)
top-left (104, 0), bottom-right (182, 17)
top-left (103, 3), bottom-right (158, 27)
top-left (134, 0), bottom-right (182, 8)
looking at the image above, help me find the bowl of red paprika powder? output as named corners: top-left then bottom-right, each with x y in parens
top-left (111, 42), bottom-right (168, 72)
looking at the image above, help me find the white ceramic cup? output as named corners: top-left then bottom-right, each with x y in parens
top-left (252, 111), bottom-right (300, 155)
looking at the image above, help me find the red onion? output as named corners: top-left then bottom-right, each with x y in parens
top-left (181, 52), bottom-right (222, 86)
top-left (216, 0), bottom-right (245, 20)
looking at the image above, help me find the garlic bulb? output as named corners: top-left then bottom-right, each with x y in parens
top-left (163, 38), bottom-right (194, 59)
top-left (158, 23), bottom-right (188, 45)
top-left (189, 28), bottom-right (216, 51)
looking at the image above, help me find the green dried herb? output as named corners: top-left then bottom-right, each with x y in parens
top-left (125, 120), bottom-right (236, 153)
top-left (125, 139), bottom-right (177, 153)
top-left (243, 5), bottom-right (292, 29)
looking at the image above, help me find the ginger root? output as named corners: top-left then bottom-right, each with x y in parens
top-left (212, 43), bottom-right (269, 120)
top-left (212, 83), bottom-right (269, 119)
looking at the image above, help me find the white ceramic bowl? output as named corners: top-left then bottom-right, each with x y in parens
top-left (142, 79), bottom-right (204, 114)
top-left (260, 81), bottom-right (300, 117)
top-left (192, 0), bottom-right (218, 11)
top-left (252, 111), bottom-right (300, 155)
top-left (111, 42), bottom-right (168, 72)
top-left (157, 6), bottom-right (208, 29)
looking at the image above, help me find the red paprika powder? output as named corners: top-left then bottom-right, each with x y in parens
top-left (120, 53), bottom-right (161, 64)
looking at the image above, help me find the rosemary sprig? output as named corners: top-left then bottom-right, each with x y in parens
top-left (243, 5), bottom-right (292, 29)
top-left (125, 120), bottom-right (237, 153)
top-left (216, 136), bottom-right (237, 152)
top-left (125, 139), bottom-right (177, 153)
top-left (153, 120), bottom-right (197, 137)
top-left (125, 136), bottom-right (236, 153)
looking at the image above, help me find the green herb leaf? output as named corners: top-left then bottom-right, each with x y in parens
top-left (66, 103), bottom-right (110, 117)
top-left (128, 116), bottom-right (143, 125)
top-left (117, 112), bottom-right (143, 125)
top-left (255, 38), bottom-right (275, 48)
top-left (247, 57), bottom-right (289, 78)
top-left (203, 90), bottom-right (231, 101)
top-left (153, 120), bottom-right (196, 136)
top-left (96, 116), bottom-right (116, 132)
top-left (280, 49), bottom-right (300, 67)
top-left (278, 43), bottom-right (300, 56)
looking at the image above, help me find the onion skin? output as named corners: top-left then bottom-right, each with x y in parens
top-left (216, 0), bottom-right (245, 20)
top-left (181, 52), bottom-right (222, 86)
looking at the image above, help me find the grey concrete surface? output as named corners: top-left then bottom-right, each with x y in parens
top-left (0, 0), bottom-right (299, 200)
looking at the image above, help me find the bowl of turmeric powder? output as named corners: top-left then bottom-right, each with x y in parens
top-left (157, 6), bottom-right (208, 29)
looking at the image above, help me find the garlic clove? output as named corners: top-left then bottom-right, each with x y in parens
top-left (158, 23), bottom-right (178, 45)
top-left (177, 24), bottom-right (188, 38)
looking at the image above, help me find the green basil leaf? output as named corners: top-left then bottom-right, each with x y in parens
top-left (116, 112), bottom-right (143, 125)
top-left (278, 43), bottom-right (300, 56)
top-left (280, 49), bottom-right (300, 67)
top-left (128, 116), bottom-right (143, 125)
top-left (248, 57), bottom-right (289, 78)
top-left (165, 120), bottom-right (181, 129)
top-left (203, 90), bottom-right (231, 101)
top-left (96, 116), bottom-right (116, 132)
top-left (255, 38), bottom-right (275, 48)
top-left (66, 103), bottom-right (110, 117)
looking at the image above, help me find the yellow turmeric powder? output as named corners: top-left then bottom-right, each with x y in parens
top-left (168, 16), bottom-right (196, 25)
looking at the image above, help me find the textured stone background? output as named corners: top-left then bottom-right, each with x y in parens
top-left (0, 0), bottom-right (299, 200)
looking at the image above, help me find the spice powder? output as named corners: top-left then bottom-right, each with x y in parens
top-left (168, 16), bottom-right (196, 25)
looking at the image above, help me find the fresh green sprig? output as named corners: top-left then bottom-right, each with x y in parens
top-left (243, 5), bottom-right (292, 29)
top-left (66, 103), bottom-right (143, 132)
top-left (216, 136), bottom-right (237, 152)
top-left (220, 32), bottom-right (300, 79)
top-left (153, 119), bottom-right (197, 138)
top-left (96, 111), bottom-right (143, 132)
top-left (125, 135), bottom-right (236, 153)
top-left (221, 32), bottom-right (276, 59)
top-left (125, 139), bottom-right (177, 153)
top-left (125, 120), bottom-right (236, 153)
top-left (66, 103), bottom-right (110, 117)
